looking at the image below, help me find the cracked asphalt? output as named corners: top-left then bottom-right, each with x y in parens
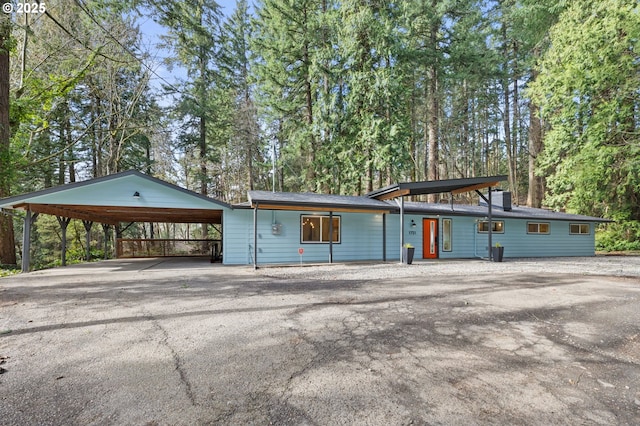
top-left (1, 257), bottom-right (640, 425)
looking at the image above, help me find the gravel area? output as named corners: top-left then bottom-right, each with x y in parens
top-left (256, 255), bottom-right (640, 281)
top-left (2, 256), bottom-right (640, 424)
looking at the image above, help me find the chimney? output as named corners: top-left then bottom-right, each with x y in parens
top-left (479, 190), bottom-right (512, 211)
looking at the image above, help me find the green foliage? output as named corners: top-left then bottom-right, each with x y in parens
top-left (0, 264), bottom-right (20, 278)
top-left (597, 221), bottom-right (640, 252)
top-left (7, 0), bottom-right (635, 266)
top-left (529, 0), bottom-right (640, 226)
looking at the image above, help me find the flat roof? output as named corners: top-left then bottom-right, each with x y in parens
top-left (367, 175), bottom-right (508, 200)
top-left (400, 202), bottom-right (613, 223)
top-left (243, 190), bottom-right (609, 223)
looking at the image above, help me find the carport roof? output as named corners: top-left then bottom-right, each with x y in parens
top-left (367, 175), bottom-right (508, 200)
top-left (0, 170), bottom-right (231, 225)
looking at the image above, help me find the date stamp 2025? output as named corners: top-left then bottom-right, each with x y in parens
top-left (3, 2), bottom-right (47, 14)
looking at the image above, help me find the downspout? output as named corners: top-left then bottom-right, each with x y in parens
top-left (329, 211), bottom-right (333, 263)
top-left (473, 220), bottom-right (484, 259)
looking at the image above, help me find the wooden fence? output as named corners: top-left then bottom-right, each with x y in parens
top-left (115, 239), bottom-right (222, 261)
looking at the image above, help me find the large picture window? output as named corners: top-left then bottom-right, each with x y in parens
top-left (301, 215), bottom-right (340, 243)
top-left (570, 223), bottom-right (590, 235)
top-left (527, 222), bottom-right (550, 234)
top-left (477, 220), bottom-right (504, 233)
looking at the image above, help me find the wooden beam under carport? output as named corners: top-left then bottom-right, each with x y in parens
top-left (451, 181), bottom-right (500, 195)
top-left (372, 189), bottom-right (411, 201)
top-left (16, 203), bottom-right (119, 225)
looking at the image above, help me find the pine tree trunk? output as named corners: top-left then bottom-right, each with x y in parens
top-left (502, 26), bottom-right (516, 199)
top-left (426, 9), bottom-right (439, 203)
top-left (527, 102), bottom-right (544, 207)
top-left (0, 15), bottom-right (16, 265)
top-left (427, 63), bottom-right (438, 202)
top-left (527, 63), bottom-right (544, 208)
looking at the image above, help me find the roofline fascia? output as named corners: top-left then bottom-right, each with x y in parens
top-left (247, 200), bottom-right (393, 213)
top-left (0, 170), bottom-right (233, 210)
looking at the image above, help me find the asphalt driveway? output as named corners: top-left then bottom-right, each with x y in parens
top-left (1, 257), bottom-right (640, 425)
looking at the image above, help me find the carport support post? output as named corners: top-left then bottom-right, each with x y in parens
top-left (475, 188), bottom-right (493, 261)
top-left (21, 210), bottom-right (38, 273)
top-left (382, 213), bottom-right (386, 262)
top-left (399, 197), bottom-right (405, 263)
top-left (488, 188), bottom-right (493, 260)
top-left (56, 216), bottom-right (71, 266)
top-left (101, 223), bottom-right (111, 260)
top-left (253, 202), bottom-right (258, 270)
top-left (83, 220), bottom-right (93, 261)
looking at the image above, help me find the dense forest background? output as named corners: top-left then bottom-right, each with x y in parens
top-left (0, 0), bottom-right (639, 268)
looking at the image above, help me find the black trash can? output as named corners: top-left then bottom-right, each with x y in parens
top-left (403, 247), bottom-right (415, 265)
top-left (491, 246), bottom-right (504, 262)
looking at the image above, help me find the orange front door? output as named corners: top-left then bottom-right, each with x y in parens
top-left (423, 218), bottom-right (438, 259)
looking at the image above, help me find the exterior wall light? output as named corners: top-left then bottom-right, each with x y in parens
top-left (133, 191), bottom-right (140, 198)
top-left (410, 219), bottom-right (416, 228)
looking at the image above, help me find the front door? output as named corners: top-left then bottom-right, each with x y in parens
top-left (423, 218), bottom-right (438, 259)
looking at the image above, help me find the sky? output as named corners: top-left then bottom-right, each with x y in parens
top-left (136, 0), bottom-right (242, 94)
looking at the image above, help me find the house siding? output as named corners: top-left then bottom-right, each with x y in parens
top-left (408, 216), bottom-right (596, 259)
top-left (223, 209), bottom-right (393, 265)
top-left (473, 219), bottom-right (595, 258)
top-left (223, 210), bottom-right (598, 265)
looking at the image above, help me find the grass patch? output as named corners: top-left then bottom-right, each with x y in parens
top-left (0, 264), bottom-right (20, 278)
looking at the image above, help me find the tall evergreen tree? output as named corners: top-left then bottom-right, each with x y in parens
top-left (529, 0), bottom-right (639, 227)
top-left (219, 0), bottom-right (263, 201)
top-left (252, 0), bottom-right (327, 192)
top-left (0, 12), bottom-right (15, 265)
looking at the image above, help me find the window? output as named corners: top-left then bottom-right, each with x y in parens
top-left (527, 222), bottom-right (550, 234)
top-left (442, 219), bottom-right (452, 252)
top-left (570, 223), bottom-right (590, 235)
top-left (301, 215), bottom-right (340, 243)
top-left (478, 220), bottom-right (504, 233)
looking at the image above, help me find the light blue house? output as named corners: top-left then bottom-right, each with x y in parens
top-left (226, 183), bottom-right (609, 265)
top-left (0, 171), bottom-right (610, 271)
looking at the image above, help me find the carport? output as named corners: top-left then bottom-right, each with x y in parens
top-left (0, 171), bottom-right (231, 272)
top-left (366, 175), bottom-right (508, 262)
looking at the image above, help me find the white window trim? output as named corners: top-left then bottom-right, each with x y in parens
top-left (300, 215), bottom-right (341, 244)
top-left (527, 222), bottom-right (550, 235)
top-left (569, 223), bottom-right (590, 235)
top-left (477, 220), bottom-right (505, 234)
